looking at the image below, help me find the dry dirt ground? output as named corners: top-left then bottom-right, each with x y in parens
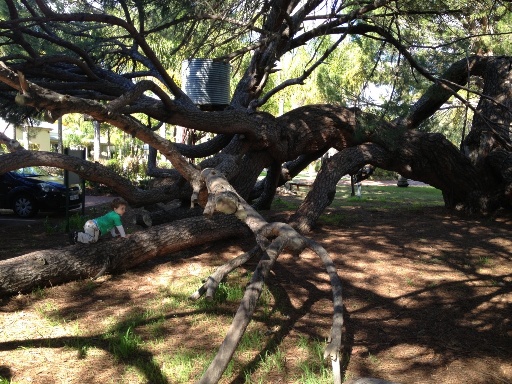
top-left (0, 187), bottom-right (511, 384)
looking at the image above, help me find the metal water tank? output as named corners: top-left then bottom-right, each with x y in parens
top-left (181, 59), bottom-right (231, 106)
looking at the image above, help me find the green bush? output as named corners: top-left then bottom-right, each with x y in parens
top-left (371, 167), bottom-right (397, 180)
top-left (103, 158), bottom-right (123, 175)
top-left (122, 156), bottom-right (148, 182)
top-left (101, 157), bottom-right (148, 184)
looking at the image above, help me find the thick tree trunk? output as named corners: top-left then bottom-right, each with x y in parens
top-left (457, 57), bottom-right (512, 210)
top-left (0, 215), bottom-right (249, 296)
top-left (291, 130), bottom-right (489, 232)
top-left (1, 55), bottom-right (511, 229)
top-left (467, 57), bottom-right (512, 158)
top-left (251, 161), bottom-right (282, 209)
top-left (290, 144), bottom-right (391, 232)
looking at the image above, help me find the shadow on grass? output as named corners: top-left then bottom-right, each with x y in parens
top-left (1, 186), bottom-right (511, 383)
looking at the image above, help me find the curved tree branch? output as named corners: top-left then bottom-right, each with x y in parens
top-left (29, 0), bottom-right (188, 101)
top-left (0, 150), bottom-right (176, 207)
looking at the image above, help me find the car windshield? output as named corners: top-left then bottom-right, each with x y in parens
top-left (14, 166), bottom-right (50, 177)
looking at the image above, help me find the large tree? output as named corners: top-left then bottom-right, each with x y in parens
top-left (1, 0), bottom-right (511, 382)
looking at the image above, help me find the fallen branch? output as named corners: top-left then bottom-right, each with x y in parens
top-left (0, 215), bottom-right (248, 297)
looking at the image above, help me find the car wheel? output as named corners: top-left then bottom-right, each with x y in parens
top-left (13, 194), bottom-right (39, 217)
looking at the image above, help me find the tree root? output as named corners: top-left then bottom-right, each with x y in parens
top-left (189, 246), bottom-right (262, 301)
top-left (308, 239), bottom-right (344, 384)
top-left (196, 236), bottom-right (287, 384)
top-left (195, 234), bottom-right (345, 384)
top-left (197, 168), bottom-right (345, 384)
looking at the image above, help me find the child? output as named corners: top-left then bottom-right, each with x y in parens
top-left (69, 197), bottom-right (128, 244)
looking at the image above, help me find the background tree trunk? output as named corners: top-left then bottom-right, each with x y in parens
top-left (93, 120), bottom-right (101, 161)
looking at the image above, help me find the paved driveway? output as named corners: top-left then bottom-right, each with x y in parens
top-left (0, 195), bottom-right (116, 227)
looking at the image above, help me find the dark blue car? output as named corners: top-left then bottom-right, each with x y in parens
top-left (0, 166), bottom-right (82, 217)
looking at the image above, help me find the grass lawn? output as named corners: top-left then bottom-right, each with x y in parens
top-left (2, 183), bottom-right (511, 384)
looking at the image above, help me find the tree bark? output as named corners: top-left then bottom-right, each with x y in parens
top-left (197, 239), bottom-right (284, 384)
top-left (251, 160), bottom-right (283, 210)
top-left (189, 246), bottom-right (263, 301)
top-left (93, 120), bottom-right (101, 161)
top-left (290, 144), bottom-right (392, 232)
top-left (196, 169), bottom-right (343, 383)
top-left (0, 215), bottom-right (249, 297)
top-left (291, 127), bottom-right (496, 232)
